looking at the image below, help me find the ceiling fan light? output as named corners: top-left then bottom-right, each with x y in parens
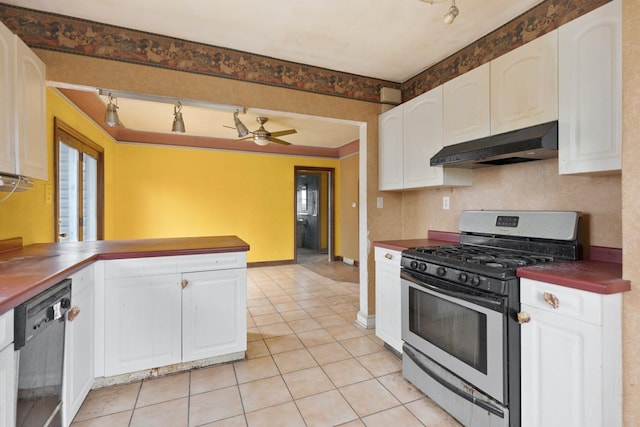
top-left (443, 2), bottom-right (459, 24)
top-left (253, 136), bottom-right (269, 146)
top-left (234, 110), bottom-right (249, 137)
top-left (104, 94), bottom-right (120, 127)
top-left (172, 102), bottom-right (186, 133)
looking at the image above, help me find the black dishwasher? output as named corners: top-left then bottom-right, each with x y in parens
top-left (14, 279), bottom-right (71, 427)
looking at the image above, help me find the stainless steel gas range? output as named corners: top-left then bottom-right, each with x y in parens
top-left (401, 210), bottom-right (583, 427)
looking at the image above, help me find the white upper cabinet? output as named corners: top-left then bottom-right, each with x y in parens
top-left (0, 22), bottom-right (47, 180)
top-left (558, 0), bottom-right (621, 175)
top-left (491, 30), bottom-right (558, 135)
top-left (378, 107), bottom-right (404, 191)
top-left (443, 62), bottom-right (490, 146)
top-left (379, 87), bottom-right (472, 190)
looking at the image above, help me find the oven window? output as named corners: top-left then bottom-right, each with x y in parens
top-left (409, 287), bottom-right (488, 373)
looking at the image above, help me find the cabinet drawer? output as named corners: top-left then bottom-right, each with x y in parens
top-left (374, 247), bottom-right (402, 267)
top-left (105, 252), bottom-right (247, 279)
top-left (68, 264), bottom-right (95, 296)
top-left (0, 309), bottom-right (13, 350)
top-left (520, 279), bottom-right (602, 325)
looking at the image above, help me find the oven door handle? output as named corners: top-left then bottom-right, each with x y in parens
top-left (402, 272), bottom-right (504, 312)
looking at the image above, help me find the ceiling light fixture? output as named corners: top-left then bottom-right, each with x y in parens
top-left (443, 0), bottom-right (459, 24)
top-left (104, 93), bottom-right (120, 127)
top-left (233, 110), bottom-right (249, 137)
top-left (172, 102), bottom-right (186, 133)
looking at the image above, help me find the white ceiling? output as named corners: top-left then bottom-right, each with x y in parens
top-left (10, 0), bottom-right (545, 148)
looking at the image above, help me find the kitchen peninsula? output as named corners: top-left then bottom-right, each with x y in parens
top-left (0, 235), bottom-right (249, 426)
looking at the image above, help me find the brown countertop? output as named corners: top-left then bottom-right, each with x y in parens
top-left (373, 231), bottom-right (460, 251)
top-left (0, 236), bottom-right (250, 315)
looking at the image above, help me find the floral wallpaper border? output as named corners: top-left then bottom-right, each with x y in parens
top-left (0, 0), bottom-right (611, 104)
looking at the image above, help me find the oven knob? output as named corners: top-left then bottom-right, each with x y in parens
top-left (409, 261), bottom-right (418, 270)
top-left (418, 263), bottom-right (427, 272)
top-left (458, 273), bottom-right (468, 283)
top-left (61, 298), bottom-right (71, 309)
top-left (470, 276), bottom-right (481, 286)
top-left (436, 267), bottom-right (446, 277)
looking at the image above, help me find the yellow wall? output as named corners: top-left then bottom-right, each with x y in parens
top-left (339, 153), bottom-right (359, 261)
top-left (112, 143), bottom-right (339, 262)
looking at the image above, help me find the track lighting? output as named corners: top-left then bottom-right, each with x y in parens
top-left (104, 93), bottom-right (120, 127)
top-left (172, 102), bottom-right (186, 133)
top-left (443, 0), bottom-right (459, 24)
top-left (233, 110), bottom-right (249, 137)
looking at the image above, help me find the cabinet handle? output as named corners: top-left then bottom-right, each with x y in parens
top-left (384, 253), bottom-right (393, 260)
top-left (517, 312), bottom-right (531, 324)
top-left (67, 306), bottom-right (81, 322)
top-left (543, 292), bottom-right (560, 309)
top-left (181, 279), bottom-right (189, 289)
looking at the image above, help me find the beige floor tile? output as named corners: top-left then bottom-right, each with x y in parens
top-left (331, 303), bottom-right (358, 313)
top-left (238, 376), bottom-right (292, 413)
top-left (199, 415), bottom-right (247, 426)
top-left (326, 324), bottom-right (365, 341)
top-left (274, 302), bottom-right (302, 312)
top-left (304, 306), bottom-right (336, 317)
top-left (286, 317), bottom-right (322, 333)
top-left (252, 313), bottom-right (285, 326)
top-left (282, 366), bottom-right (335, 399)
top-left (314, 314), bottom-right (349, 328)
top-left (357, 351), bottom-right (402, 377)
top-left (405, 397), bottom-right (463, 426)
top-left (136, 372), bottom-right (189, 407)
top-left (297, 299), bottom-right (328, 309)
top-left (264, 334), bottom-right (304, 354)
top-left (279, 309), bottom-right (311, 322)
top-left (245, 401), bottom-right (305, 427)
top-left (339, 379), bottom-right (400, 417)
top-left (246, 329), bottom-right (263, 342)
top-left (246, 316), bottom-right (256, 328)
top-left (258, 322), bottom-right (295, 338)
top-left (246, 339), bottom-right (270, 359)
top-left (70, 411), bottom-right (132, 427)
top-left (272, 348), bottom-right (318, 374)
top-left (74, 382), bottom-right (140, 422)
top-left (377, 372), bottom-right (425, 404)
top-left (307, 342), bottom-right (352, 365)
top-left (234, 356), bottom-right (279, 384)
top-left (295, 389), bottom-right (358, 427)
top-left (297, 329), bottom-right (336, 347)
top-left (189, 386), bottom-right (244, 427)
top-left (340, 336), bottom-right (383, 357)
top-left (322, 358), bottom-right (373, 387)
top-left (248, 305), bottom-right (277, 317)
top-left (247, 297), bottom-right (270, 308)
top-left (268, 295), bottom-right (294, 304)
top-left (360, 405), bottom-right (423, 427)
top-left (191, 364), bottom-right (237, 395)
top-left (336, 421), bottom-right (365, 427)
top-left (130, 397), bottom-right (188, 427)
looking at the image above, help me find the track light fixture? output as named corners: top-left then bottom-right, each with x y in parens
top-left (172, 102), bottom-right (186, 133)
top-left (443, 0), bottom-right (459, 24)
top-left (104, 93), bottom-right (120, 127)
top-left (233, 110), bottom-right (249, 137)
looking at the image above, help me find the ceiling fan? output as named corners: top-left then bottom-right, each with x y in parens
top-left (227, 112), bottom-right (297, 146)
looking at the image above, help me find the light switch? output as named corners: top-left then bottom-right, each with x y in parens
top-left (352, 202), bottom-right (357, 208)
top-left (377, 197), bottom-right (384, 209)
top-left (442, 196), bottom-right (450, 210)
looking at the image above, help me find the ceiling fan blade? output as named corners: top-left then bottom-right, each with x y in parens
top-left (238, 135), bottom-right (254, 141)
top-left (269, 129), bottom-right (297, 138)
top-left (268, 136), bottom-right (292, 145)
top-left (223, 125), bottom-right (236, 130)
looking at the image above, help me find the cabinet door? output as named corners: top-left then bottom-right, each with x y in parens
top-left (443, 62), bottom-right (490, 146)
top-left (378, 107), bottom-right (403, 191)
top-left (558, 0), bottom-right (621, 175)
top-left (520, 304), bottom-right (602, 427)
top-left (15, 38), bottom-right (47, 180)
top-left (63, 269), bottom-right (95, 427)
top-left (374, 248), bottom-right (402, 353)
top-left (182, 269), bottom-right (247, 362)
top-left (104, 275), bottom-right (182, 376)
top-left (491, 30), bottom-right (558, 134)
top-left (0, 23), bottom-right (16, 175)
top-left (0, 343), bottom-right (16, 427)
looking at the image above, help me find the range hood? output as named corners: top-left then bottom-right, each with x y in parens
top-left (430, 121), bottom-right (558, 169)
top-left (0, 174), bottom-right (33, 192)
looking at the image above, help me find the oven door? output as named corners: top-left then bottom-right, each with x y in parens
top-left (401, 270), bottom-right (505, 403)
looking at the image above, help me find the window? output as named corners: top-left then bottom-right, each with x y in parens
top-left (54, 119), bottom-right (104, 242)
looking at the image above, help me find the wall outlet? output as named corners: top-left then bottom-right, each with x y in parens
top-left (442, 196), bottom-right (450, 210)
top-left (45, 184), bottom-right (53, 204)
top-left (377, 197), bottom-right (384, 209)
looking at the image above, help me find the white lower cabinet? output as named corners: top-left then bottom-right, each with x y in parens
top-left (63, 265), bottom-right (95, 426)
top-left (0, 309), bottom-right (16, 427)
top-left (374, 247), bottom-right (402, 353)
top-left (103, 253), bottom-right (247, 377)
top-left (520, 278), bottom-right (622, 427)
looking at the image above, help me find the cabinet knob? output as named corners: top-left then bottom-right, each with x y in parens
top-left (67, 306), bottom-right (81, 322)
top-left (181, 279), bottom-right (189, 289)
top-left (384, 253), bottom-right (393, 260)
top-left (517, 312), bottom-right (531, 324)
top-left (543, 292), bottom-right (560, 309)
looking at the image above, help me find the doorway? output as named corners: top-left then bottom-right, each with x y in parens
top-left (294, 167), bottom-right (334, 263)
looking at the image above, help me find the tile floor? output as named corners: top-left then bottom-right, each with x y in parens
top-left (70, 260), bottom-right (461, 426)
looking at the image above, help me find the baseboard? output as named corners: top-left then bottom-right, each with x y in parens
top-left (356, 311), bottom-right (375, 329)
